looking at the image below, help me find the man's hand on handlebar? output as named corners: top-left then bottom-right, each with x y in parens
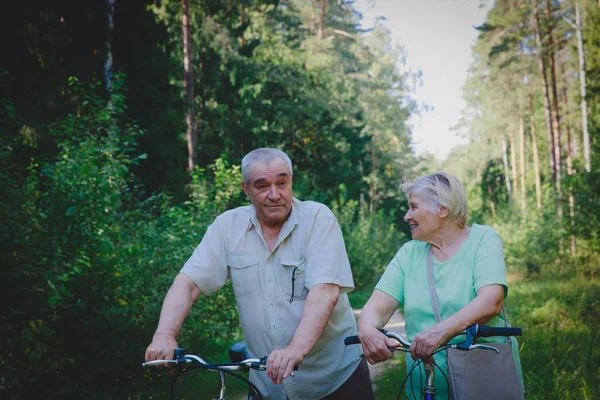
top-left (358, 326), bottom-right (401, 365)
top-left (266, 345), bottom-right (303, 385)
top-left (145, 332), bottom-right (178, 367)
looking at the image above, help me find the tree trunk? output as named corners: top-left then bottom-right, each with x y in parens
top-left (238, 4), bottom-right (245, 47)
top-left (370, 145), bottom-right (376, 213)
top-left (532, 0), bottom-right (556, 173)
top-left (545, 1), bottom-right (563, 257)
top-left (502, 139), bottom-right (512, 195)
top-left (488, 186), bottom-right (497, 220)
top-left (561, 63), bottom-right (577, 255)
top-left (509, 127), bottom-right (519, 202)
top-left (576, 1), bottom-right (591, 172)
top-left (182, 0), bottom-right (196, 172)
top-left (546, 0), bottom-right (563, 198)
top-left (310, 0), bottom-right (317, 34)
top-left (529, 92), bottom-right (543, 211)
top-left (318, 0), bottom-right (327, 39)
top-left (105, 0), bottom-right (116, 95)
top-left (519, 108), bottom-right (527, 216)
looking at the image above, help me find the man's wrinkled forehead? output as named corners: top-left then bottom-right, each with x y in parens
top-left (249, 159), bottom-right (292, 181)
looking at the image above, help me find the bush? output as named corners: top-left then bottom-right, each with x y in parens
top-left (0, 78), bottom-right (245, 399)
top-left (333, 198), bottom-right (406, 291)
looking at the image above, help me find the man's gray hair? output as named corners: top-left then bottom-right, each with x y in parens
top-left (241, 148), bottom-right (293, 184)
top-left (401, 171), bottom-right (468, 228)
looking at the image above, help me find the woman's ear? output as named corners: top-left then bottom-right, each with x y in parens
top-left (437, 204), bottom-right (450, 219)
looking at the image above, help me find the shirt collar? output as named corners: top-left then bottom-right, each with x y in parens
top-left (246, 198), bottom-right (299, 234)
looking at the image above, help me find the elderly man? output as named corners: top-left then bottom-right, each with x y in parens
top-left (145, 148), bottom-right (373, 399)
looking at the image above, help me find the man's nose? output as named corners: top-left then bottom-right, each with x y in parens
top-left (404, 211), bottom-right (410, 222)
top-left (268, 185), bottom-right (281, 199)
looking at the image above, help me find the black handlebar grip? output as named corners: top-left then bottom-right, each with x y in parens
top-left (258, 356), bottom-right (299, 371)
top-left (344, 335), bottom-right (361, 345)
top-left (345, 328), bottom-right (389, 346)
top-left (477, 326), bottom-right (522, 337)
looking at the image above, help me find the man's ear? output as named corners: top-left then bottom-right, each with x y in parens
top-left (241, 181), bottom-right (249, 197)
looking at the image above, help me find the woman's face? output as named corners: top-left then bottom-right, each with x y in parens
top-left (404, 190), bottom-right (441, 242)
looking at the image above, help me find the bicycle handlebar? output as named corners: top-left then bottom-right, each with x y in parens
top-left (344, 324), bottom-right (522, 351)
top-left (142, 348), bottom-right (270, 372)
top-left (476, 325), bottom-right (521, 337)
top-left (142, 348), bottom-right (297, 374)
top-left (344, 329), bottom-right (410, 347)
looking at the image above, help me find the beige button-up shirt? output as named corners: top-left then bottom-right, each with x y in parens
top-left (181, 198), bottom-right (362, 399)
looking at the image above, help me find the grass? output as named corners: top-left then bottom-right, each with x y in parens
top-left (509, 277), bottom-right (600, 400)
top-left (357, 276), bottom-right (600, 400)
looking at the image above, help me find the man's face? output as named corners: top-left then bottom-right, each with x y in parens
top-left (242, 159), bottom-right (293, 228)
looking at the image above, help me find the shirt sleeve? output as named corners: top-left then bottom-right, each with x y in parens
top-left (304, 205), bottom-right (355, 293)
top-left (180, 219), bottom-right (229, 296)
top-left (473, 226), bottom-right (509, 298)
top-left (374, 246), bottom-right (407, 304)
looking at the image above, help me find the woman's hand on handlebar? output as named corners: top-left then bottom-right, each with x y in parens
top-left (145, 332), bottom-right (178, 366)
top-left (410, 323), bottom-right (451, 362)
top-left (358, 326), bottom-right (401, 365)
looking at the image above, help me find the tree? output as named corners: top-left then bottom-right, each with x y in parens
top-left (181, 0), bottom-right (196, 171)
top-left (563, 1), bottom-right (591, 172)
top-left (528, 91), bottom-right (543, 210)
top-left (546, 0), bottom-right (563, 194)
top-left (532, 0), bottom-right (557, 173)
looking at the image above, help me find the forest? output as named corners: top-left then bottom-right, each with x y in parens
top-left (1, 0), bottom-right (598, 399)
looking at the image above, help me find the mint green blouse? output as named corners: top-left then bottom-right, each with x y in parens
top-left (375, 224), bottom-right (523, 399)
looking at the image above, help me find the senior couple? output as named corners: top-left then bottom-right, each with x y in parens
top-left (145, 148), bottom-right (523, 399)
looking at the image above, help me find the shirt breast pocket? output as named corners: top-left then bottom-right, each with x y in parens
top-left (227, 255), bottom-right (259, 296)
top-left (279, 259), bottom-right (308, 302)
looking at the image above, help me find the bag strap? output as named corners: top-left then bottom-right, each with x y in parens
top-left (426, 247), bottom-right (511, 329)
top-left (426, 248), bottom-right (442, 323)
top-left (426, 247), bottom-right (515, 400)
top-left (426, 248), bottom-right (459, 400)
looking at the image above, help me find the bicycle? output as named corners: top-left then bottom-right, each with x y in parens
top-left (345, 324), bottom-right (522, 400)
top-left (142, 342), bottom-right (292, 400)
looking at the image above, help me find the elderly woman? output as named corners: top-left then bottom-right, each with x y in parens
top-left (357, 171), bottom-right (523, 398)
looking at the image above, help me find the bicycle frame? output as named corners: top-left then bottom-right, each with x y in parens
top-left (423, 363), bottom-right (435, 400)
top-left (345, 325), bottom-right (522, 400)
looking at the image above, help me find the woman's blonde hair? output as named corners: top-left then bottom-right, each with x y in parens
top-left (401, 171), bottom-right (468, 228)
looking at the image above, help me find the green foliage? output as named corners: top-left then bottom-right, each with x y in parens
top-left (333, 196), bottom-right (407, 291)
top-left (0, 79), bottom-right (245, 398)
top-left (449, 0), bottom-right (600, 282)
top-left (2, 0), bottom-right (599, 398)
top-left (189, 155), bottom-right (247, 215)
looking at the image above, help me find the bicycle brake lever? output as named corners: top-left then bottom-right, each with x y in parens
top-left (468, 344), bottom-right (499, 353)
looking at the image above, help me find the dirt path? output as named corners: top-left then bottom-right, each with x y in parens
top-left (352, 308), bottom-right (406, 391)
